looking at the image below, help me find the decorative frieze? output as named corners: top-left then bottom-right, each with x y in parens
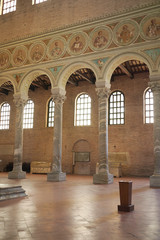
top-left (0, 10), bottom-right (159, 72)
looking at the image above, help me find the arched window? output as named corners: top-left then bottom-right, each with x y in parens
top-left (75, 93), bottom-right (91, 126)
top-left (0, 102), bottom-right (10, 129)
top-left (32, 0), bottom-right (47, 4)
top-left (47, 98), bottom-right (55, 127)
top-left (109, 91), bottom-right (125, 125)
top-left (1, 0), bottom-right (17, 15)
top-left (23, 100), bottom-right (34, 129)
top-left (144, 88), bottom-right (154, 124)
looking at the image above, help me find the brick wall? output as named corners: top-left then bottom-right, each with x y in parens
top-left (0, 72), bottom-right (154, 176)
top-left (0, 0), bottom-right (155, 44)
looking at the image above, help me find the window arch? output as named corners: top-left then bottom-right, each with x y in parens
top-left (75, 93), bottom-right (91, 126)
top-left (144, 88), bottom-right (154, 124)
top-left (0, 102), bottom-right (10, 129)
top-left (47, 98), bottom-right (55, 127)
top-left (23, 100), bottom-right (34, 129)
top-left (1, 0), bottom-right (17, 15)
top-left (32, 0), bottom-right (47, 4)
top-left (109, 91), bottom-right (125, 125)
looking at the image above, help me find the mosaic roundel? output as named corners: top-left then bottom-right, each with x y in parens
top-left (67, 32), bottom-right (88, 55)
top-left (140, 13), bottom-right (160, 40)
top-left (47, 37), bottom-right (66, 59)
top-left (12, 46), bottom-right (27, 66)
top-left (0, 50), bottom-right (10, 69)
top-left (89, 26), bottom-right (112, 51)
top-left (29, 41), bottom-right (46, 63)
top-left (113, 20), bottom-right (139, 46)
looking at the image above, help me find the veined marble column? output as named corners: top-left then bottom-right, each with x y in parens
top-left (149, 79), bottom-right (160, 187)
top-left (93, 87), bottom-right (113, 184)
top-left (8, 95), bottom-right (26, 179)
top-left (47, 90), bottom-right (66, 182)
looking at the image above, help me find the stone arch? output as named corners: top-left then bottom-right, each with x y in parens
top-left (19, 69), bottom-right (56, 99)
top-left (57, 61), bottom-right (99, 90)
top-left (103, 52), bottom-right (154, 86)
top-left (72, 139), bottom-right (91, 152)
top-left (156, 55), bottom-right (160, 72)
top-left (0, 75), bottom-right (17, 94)
top-left (72, 139), bottom-right (91, 175)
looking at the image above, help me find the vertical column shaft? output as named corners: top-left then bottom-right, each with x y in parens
top-left (52, 94), bottom-right (65, 173)
top-left (149, 80), bottom-right (160, 187)
top-left (8, 95), bottom-right (26, 179)
top-left (93, 87), bottom-right (113, 184)
top-left (47, 90), bottom-right (66, 181)
top-left (97, 87), bottom-right (109, 172)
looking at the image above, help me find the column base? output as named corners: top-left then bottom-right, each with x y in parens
top-left (118, 204), bottom-right (134, 212)
top-left (150, 174), bottom-right (160, 187)
top-left (8, 170), bottom-right (26, 179)
top-left (93, 173), bottom-right (113, 184)
top-left (47, 172), bottom-right (66, 182)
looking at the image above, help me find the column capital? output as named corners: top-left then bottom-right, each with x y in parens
top-left (149, 74), bottom-right (160, 82)
top-left (52, 93), bottom-right (66, 104)
top-left (148, 81), bottom-right (160, 93)
top-left (95, 87), bottom-right (111, 98)
top-left (13, 93), bottom-right (28, 108)
top-left (51, 87), bottom-right (66, 104)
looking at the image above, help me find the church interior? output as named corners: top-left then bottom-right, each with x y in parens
top-left (0, 0), bottom-right (160, 239)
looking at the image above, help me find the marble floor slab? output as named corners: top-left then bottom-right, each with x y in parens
top-left (0, 173), bottom-right (160, 240)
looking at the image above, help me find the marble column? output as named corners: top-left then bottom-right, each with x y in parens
top-left (47, 89), bottom-right (66, 182)
top-left (93, 87), bottom-right (113, 184)
top-left (149, 78), bottom-right (160, 187)
top-left (8, 94), bottom-right (26, 179)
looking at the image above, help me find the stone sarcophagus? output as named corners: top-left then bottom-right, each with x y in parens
top-left (31, 161), bottom-right (52, 174)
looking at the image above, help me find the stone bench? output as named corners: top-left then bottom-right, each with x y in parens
top-left (109, 162), bottom-right (122, 177)
top-left (31, 161), bottom-right (52, 174)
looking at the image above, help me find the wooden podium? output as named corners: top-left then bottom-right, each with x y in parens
top-left (118, 181), bottom-right (134, 212)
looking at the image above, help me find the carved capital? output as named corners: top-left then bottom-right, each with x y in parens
top-left (52, 93), bottom-right (66, 104)
top-left (96, 87), bottom-right (110, 99)
top-left (13, 96), bottom-right (27, 108)
top-left (148, 81), bottom-right (160, 93)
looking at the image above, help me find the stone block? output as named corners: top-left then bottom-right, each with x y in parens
top-left (150, 175), bottom-right (160, 187)
top-left (0, 184), bottom-right (27, 201)
top-left (93, 173), bottom-right (113, 184)
top-left (8, 170), bottom-right (26, 179)
top-left (47, 172), bottom-right (66, 182)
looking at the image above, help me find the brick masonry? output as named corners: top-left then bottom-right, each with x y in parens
top-left (0, 0), bottom-right (156, 44)
top-left (0, 72), bottom-right (154, 176)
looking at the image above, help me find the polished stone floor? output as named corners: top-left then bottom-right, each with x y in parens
top-left (0, 172), bottom-right (160, 240)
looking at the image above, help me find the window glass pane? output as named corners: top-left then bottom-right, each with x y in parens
top-left (0, 103), bottom-right (10, 129)
top-left (109, 91), bottom-right (125, 125)
top-left (33, 0), bottom-right (47, 4)
top-left (2, 0), bottom-right (16, 14)
top-left (23, 100), bottom-right (34, 129)
top-left (47, 98), bottom-right (55, 127)
top-left (145, 88), bottom-right (154, 124)
top-left (75, 94), bottom-right (91, 126)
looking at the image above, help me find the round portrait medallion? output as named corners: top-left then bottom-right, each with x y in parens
top-left (89, 26), bottom-right (112, 51)
top-left (0, 50), bottom-right (10, 69)
top-left (29, 41), bottom-right (46, 63)
top-left (47, 37), bottom-right (66, 59)
top-left (140, 13), bottom-right (160, 40)
top-left (67, 32), bottom-right (88, 55)
top-left (113, 20), bottom-right (139, 46)
top-left (12, 46), bottom-right (27, 66)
